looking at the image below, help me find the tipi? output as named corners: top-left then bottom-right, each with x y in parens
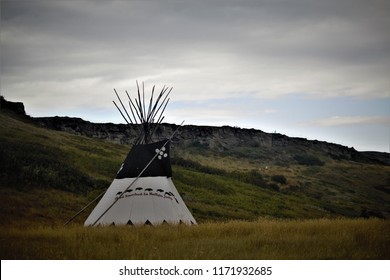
top-left (84, 82), bottom-right (196, 226)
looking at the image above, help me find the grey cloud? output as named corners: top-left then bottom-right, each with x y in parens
top-left (1, 0), bottom-right (389, 101)
top-left (304, 115), bottom-right (390, 127)
top-left (2, 0), bottom-right (389, 152)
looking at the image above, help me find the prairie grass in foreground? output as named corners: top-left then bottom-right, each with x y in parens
top-left (1, 218), bottom-right (389, 260)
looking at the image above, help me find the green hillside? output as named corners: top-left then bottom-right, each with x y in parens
top-left (0, 110), bottom-right (389, 227)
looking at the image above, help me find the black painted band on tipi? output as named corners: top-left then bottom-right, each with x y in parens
top-left (116, 139), bottom-right (172, 179)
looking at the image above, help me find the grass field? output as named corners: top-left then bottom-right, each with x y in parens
top-left (1, 110), bottom-right (389, 260)
top-left (1, 218), bottom-right (389, 259)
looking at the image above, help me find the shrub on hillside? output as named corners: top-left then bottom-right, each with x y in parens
top-left (271, 175), bottom-right (287, 185)
top-left (267, 183), bottom-right (280, 192)
top-left (231, 169), bottom-right (266, 187)
top-left (171, 157), bottom-right (226, 176)
top-left (293, 154), bottom-right (324, 166)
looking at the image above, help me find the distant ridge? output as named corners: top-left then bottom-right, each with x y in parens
top-left (35, 116), bottom-right (389, 166)
top-left (1, 96), bottom-right (388, 165)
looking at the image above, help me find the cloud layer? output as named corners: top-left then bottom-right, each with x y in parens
top-left (304, 116), bottom-right (390, 127)
top-left (1, 0), bottom-right (389, 151)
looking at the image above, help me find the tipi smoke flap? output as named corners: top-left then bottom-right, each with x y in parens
top-left (84, 82), bottom-right (196, 226)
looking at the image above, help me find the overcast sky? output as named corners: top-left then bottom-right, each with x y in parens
top-left (1, 0), bottom-right (389, 152)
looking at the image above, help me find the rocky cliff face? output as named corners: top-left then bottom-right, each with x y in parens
top-left (2, 97), bottom-right (387, 165)
top-left (34, 116), bottom-right (387, 165)
top-left (0, 96), bottom-right (26, 115)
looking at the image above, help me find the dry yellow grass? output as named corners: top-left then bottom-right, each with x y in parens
top-left (1, 218), bottom-right (389, 260)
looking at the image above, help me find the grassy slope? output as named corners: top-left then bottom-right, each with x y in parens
top-left (176, 148), bottom-right (390, 219)
top-left (0, 111), bottom-right (128, 226)
top-left (1, 111), bottom-right (390, 226)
